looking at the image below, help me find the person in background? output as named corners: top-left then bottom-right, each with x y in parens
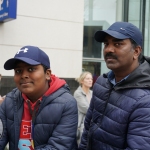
top-left (0, 45), bottom-right (78, 150)
top-left (74, 71), bottom-right (93, 144)
top-left (0, 95), bottom-right (5, 105)
top-left (0, 74), bottom-right (5, 105)
top-left (79, 22), bottom-right (150, 150)
top-left (0, 75), bottom-right (8, 150)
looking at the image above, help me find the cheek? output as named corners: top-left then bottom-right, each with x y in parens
top-left (34, 74), bottom-right (47, 83)
top-left (85, 81), bottom-right (89, 85)
top-left (14, 76), bottom-right (19, 84)
top-left (123, 51), bottom-right (134, 60)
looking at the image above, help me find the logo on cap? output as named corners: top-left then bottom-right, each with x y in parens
top-left (120, 28), bottom-right (125, 30)
top-left (16, 48), bottom-right (28, 54)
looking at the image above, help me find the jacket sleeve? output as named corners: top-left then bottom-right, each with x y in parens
top-left (124, 95), bottom-right (150, 150)
top-left (0, 97), bottom-right (9, 149)
top-left (74, 91), bottom-right (89, 114)
top-left (35, 96), bottom-right (78, 150)
top-left (78, 96), bottom-right (94, 150)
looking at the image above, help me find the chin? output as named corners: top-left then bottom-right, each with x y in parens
top-left (88, 85), bottom-right (92, 88)
top-left (19, 88), bottom-right (33, 95)
top-left (107, 64), bottom-right (117, 70)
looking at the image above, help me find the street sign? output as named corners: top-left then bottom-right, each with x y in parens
top-left (0, 0), bottom-right (17, 23)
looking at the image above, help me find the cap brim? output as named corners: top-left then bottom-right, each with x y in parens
top-left (94, 30), bottom-right (129, 42)
top-left (4, 57), bottom-right (41, 70)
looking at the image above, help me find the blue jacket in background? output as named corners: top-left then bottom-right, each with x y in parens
top-left (0, 84), bottom-right (78, 150)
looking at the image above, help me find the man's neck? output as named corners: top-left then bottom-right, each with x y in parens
top-left (114, 62), bottom-right (140, 82)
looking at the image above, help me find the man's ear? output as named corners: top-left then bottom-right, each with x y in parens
top-left (133, 46), bottom-right (142, 60)
top-left (46, 69), bottom-right (51, 80)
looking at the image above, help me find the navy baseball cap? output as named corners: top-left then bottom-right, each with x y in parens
top-left (94, 22), bottom-right (143, 47)
top-left (4, 46), bottom-right (50, 70)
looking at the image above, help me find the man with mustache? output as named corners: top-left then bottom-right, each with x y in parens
top-left (0, 46), bottom-right (78, 150)
top-left (79, 22), bottom-right (150, 150)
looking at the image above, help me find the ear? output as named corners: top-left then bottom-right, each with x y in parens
top-left (133, 46), bottom-right (142, 60)
top-left (45, 69), bottom-right (51, 80)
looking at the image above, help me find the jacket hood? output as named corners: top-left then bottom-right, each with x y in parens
top-left (44, 74), bottom-right (66, 96)
top-left (104, 56), bottom-right (150, 90)
top-left (41, 75), bottom-right (71, 106)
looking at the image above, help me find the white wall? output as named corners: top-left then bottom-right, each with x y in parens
top-left (0, 0), bottom-right (84, 78)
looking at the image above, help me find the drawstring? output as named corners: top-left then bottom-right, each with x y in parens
top-left (27, 99), bottom-right (41, 124)
top-left (27, 99), bottom-right (41, 148)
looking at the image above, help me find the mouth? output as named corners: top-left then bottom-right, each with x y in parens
top-left (20, 81), bottom-right (33, 86)
top-left (105, 57), bottom-right (116, 61)
top-left (21, 82), bottom-right (30, 85)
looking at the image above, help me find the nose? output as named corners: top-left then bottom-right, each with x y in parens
top-left (21, 70), bottom-right (29, 78)
top-left (104, 44), bottom-right (115, 53)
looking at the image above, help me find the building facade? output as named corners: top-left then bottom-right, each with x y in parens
top-left (0, 0), bottom-right (84, 94)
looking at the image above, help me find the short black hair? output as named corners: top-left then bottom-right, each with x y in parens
top-left (42, 65), bottom-right (51, 84)
top-left (129, 39), bottom-right (139, 49)
top-left (42, 65), bottom-right (49, 73)
top-left (129, 39), bottom-right (143, 62)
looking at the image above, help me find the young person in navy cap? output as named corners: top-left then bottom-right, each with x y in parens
top-left (79, 22), bottom-right (150, 150)
top-left (0, 46), bottom-right (78, 150)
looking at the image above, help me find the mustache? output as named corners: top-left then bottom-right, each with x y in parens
top-left (104, 53), bottom-right (117, 59)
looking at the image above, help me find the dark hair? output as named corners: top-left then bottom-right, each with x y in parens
top-left (42, 65), bottom-right (49, 73)
top-left (129, 39), bottom-right (143, 62)
top-left (129, 39), bottom-right (139, 49)
top-left (42, 65), bottom-right (51, 85)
